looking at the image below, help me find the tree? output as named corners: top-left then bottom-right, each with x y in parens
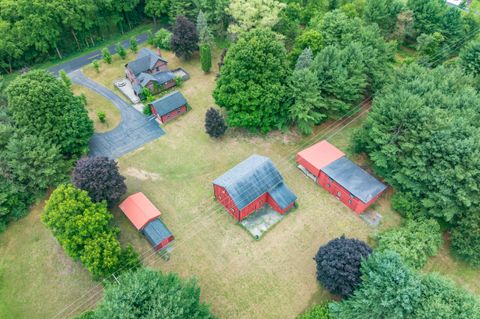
top-left (92, 59), bottom-right (100, 73)
top-left (298, 304), bottom-right (330, 319)
top-left (154, 29), bottom-right (173, 50)
top-left (412, 273), bottom-right (480, 319)
top-left (288, 29), bottom-right (323, 67)
top-left (287, 68), bottom-right (325, 135)
top-left (115, 43), bottom-right (127, 59)
top-left (92, 268), bottom-right (215, 318)
top-left (200, 44), bottom-right (212, 73)
top-left (375, 219), bottom-right (443, 269)
top-left (363, 0), bottom-right (404, 38)
top-left (213, 29), bottom-right (289, 132)
top-left (72, 157), bottom-right (127, 207)
top-left (329, 251), bottom-right (422, 319)
top-left (169, 0), bottom-right (199, 22)
top-left (2, 133), bottom-right (67, 194)
top-left (59, 70), bottom-right (72, 88)
top-left (6, 70), bottom-right (93, 158)
top-left (295, 47), bottom-right (314, 71)
top-left (129, 36), bottom-right (138, 53)
top-left (311, 43), bottom-right (367, 117)
top-left (314, 236), bottom-right (372, 297)
top-left (226, 0), bottom-right (286, 36)
top-left (102, 47), bottom-right (112, 64)
top-left (417, 32), bottom-right (445, 66)
top-left (171, 16), bottom-right (198, 59)
top-left (354, 64), bottom-right (480, 224)
top-left (460, 40), bottom-right (480, 77)
top-left (42, 184), bottom-right (138, 279)
top-left (197, 10), bottom-right (213, 45)
top-left (0, 177), bottom-right (29, 232)
top-left (451, 212), bottom-right (480, 266)
top-left (144, 0), bottom-right (169, 26)
top-left (205, 108), bottom-right (227, 138)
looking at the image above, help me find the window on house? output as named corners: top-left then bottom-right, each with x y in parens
top-left (327, 183), bottom-right (331, 188)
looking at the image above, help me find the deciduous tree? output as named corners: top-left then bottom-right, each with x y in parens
top-left (460, 39), bottom-right (480, 77)
top-left (451, 212), bottom-right (480, 266)
top-left (102, 47), bottom-right (112, 64)
top-left (129, 36), bottom-right (138, 53)
top-left (171, 16), bottom-right (198, 59)
top-left (363, 0), bottom-right (404, 38)
top-left (116, 42), bottom-right (127, 59)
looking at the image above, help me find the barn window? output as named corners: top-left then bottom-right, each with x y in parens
top-left (231, 208), bottom-right (235, 212)
top-left (337, 191), bottom-right (341, 198)
top-left (348, 199), bottom-right (352, 204)
top-left (327, 183), bottom-right (331, 188)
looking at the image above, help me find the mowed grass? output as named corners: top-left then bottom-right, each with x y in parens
top-left (72, 84), bottom-right (121, 132)
top-left (0, 201), bottom-right (101, 319)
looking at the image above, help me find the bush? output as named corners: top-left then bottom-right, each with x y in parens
top-left (451, 212), bottom-right (480, 266)
top-left (97, 111), bottom-right (106, 123)
top-left (59, 70), bottom-right (71, 88)
top-left (92, 59), bottom-right (100, 73)
top-left (375, 218), bottom-right (443, 269)
top-left (174, 76), bottom-right (184, 87)
top-left (116, 42), bottom-right (127, 59)
top-left (314, 236), bottom-right (372, 297)
top-left (298, 304), bottom-right (330, 319)
top-left (154, 28), bottom-right (172, 50)
top-left (93, 268), bottom-right (215, 318)
top-left (129, 36), bottom-right (138, 53)
top-left (205, 108), bottom-right (227, 138)
top-left (72, 157), bottom-right (127, 207)
top-left (102, 47), bottom-right (112, 64)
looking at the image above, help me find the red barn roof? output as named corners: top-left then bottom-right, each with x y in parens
top-left (297, 140), bottom-right (345, 175)
top-left (119, 192), bottom-right (161, 230)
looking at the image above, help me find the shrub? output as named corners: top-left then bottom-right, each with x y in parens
top-left (116, 42), bottom-right (127, 59)
top-left (102, 47), bottom-right (112, 64)
top-left (175, 76), bottom-right (184, 87)
top-left (97, 111), bottom-right (106, 123)
top-left (59, 70), bottom-right (71, 88)
top-left (92, 59), bottom-right (100, 73)
top-left (298, 304), bottom-right (330, 319)
top-left (205, 108), bottom-right (227, 138)
top-left (129, 36), bottom-right (138, 53)
top-left (451, 212), bottom-right (480, 266)
top-left (154, 28), bottom-right (173, 50)
top-left (314, 235), bottom-right (372, 297)
top-left (72, 157), bottom-right (127, 207)
top-left (375, 218), bottom-right (443, 269)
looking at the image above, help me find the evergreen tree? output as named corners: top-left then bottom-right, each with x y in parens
top-left (451, 212), bottom-right (480, 266)
top-left (364, 0), bottom-right (404, 37)
top-left (205, 108), bottom-right (227, 138)
top-left (197, 10), bottom-right (213, 45)
top-left (200, 44), bottom-right (212, 73)
top-left (171, 16), bottom-right (198, 59)
top-left (460, 39), bottom-right (480, 77)
top-left (213, 29), bottom-right (289, 132)
top-left (295, 47), bottom-right (314, 70)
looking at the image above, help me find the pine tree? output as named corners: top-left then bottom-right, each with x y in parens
top-left (200, 44), bottom-right (212, 73)
top-left (197, 10), bottom-right (213, 45)
top-left (295, 47), bottom-right (314, 70)
top-left (205, 108), bottom-right (227, 138)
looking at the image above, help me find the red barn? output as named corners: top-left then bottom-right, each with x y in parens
top-left (119, 192), bottom-right (174, 250)
top-left (213, 155), bottom-right (297, 222)
top-left (296, 140), bottom-right (386, 214)
top-left (149, 91), bottom-right (188, 124)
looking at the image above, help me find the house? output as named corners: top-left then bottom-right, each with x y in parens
top-left (213, 155), bottom-right (297, 222)
top-left (119, 192), bottom-right (174, 250)
top-left (296, 140), bottom-right (386, 214)
top-left (125, 48), bottom-right (176, 98)
top-left (149, 91), bottom-right (189, 124)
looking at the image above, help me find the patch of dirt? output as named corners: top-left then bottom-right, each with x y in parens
top-left (124, 167), bottom-right (160, 181)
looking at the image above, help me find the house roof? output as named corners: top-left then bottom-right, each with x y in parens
top-left (137, 71), bottom-right (175, 87)
top-left (142, 218), bottom-right (173, 248)
top-left (119, 192), bottom-right (161, 230)
top-left (297, 140), bottom-right (345, 171)
top-left (150, 91), bottom-right (187, 116)
top-left (322, 157), bottom-right (387, 203)
top-left (213, 155), bottom-right (297, 210)
top-left (126, 48), bottom-right (168, 76)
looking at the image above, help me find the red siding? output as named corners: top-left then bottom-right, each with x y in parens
top-left (160, 105), bottom-right (187, 123)
top-left (213, 184), bottom-right (295, 221)
top-left (155, 235), bottom-right (174, 250)
top-left (296, 154), bottom-right (320, 177)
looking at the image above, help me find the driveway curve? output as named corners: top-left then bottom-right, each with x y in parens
top-left (69, 70), bottom-right (165, 159)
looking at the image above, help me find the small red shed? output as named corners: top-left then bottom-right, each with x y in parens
top-left (213, 155), bottom-right (297, 222)
top-left (149, 91), bottom-right (188, 124)
top-left (119, 192), bottom-right (174, 250)
top-left (296, 141), bottom-right (386, 214)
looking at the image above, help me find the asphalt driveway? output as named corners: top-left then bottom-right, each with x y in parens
top-left (69, 70), bottom-right (165, 158)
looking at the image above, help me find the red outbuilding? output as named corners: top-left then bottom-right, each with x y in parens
top-left (149, 91), bottom-right (188, 124)
top-left (119, 192), bottom-right (174, 250)
top-left (296, 140), bottom-right (386, 214)
top-left (213, 155), bottom-right (297, 222)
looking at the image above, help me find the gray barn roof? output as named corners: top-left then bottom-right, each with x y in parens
top-left (138, 71), bottom-right (175, 86)
top-left (322, 157), bottom-right (387, 203)
top-left (150, 91), bottom-right (187, 116)
top-left (142, 218), bottom-right (172, 248)
top-left (213, 155), bottom-right (297, 210)
top-left (126, 48), bottom-right (167, 76)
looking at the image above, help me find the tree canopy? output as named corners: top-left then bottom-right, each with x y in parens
top-left (171, 16), bottom-right (198, 59)
top-left (213, 28), bottom-right (289, 132)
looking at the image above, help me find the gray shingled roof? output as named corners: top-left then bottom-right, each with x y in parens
top-left (137, 71), bottom-right (175, 87)
top-left (142, 218), bottom-right (172, 248)
top-left (150, 91), bottom-right (187, 116)
top-left (127, 48), bottom-right (167, 76)
top-left (322, 157), bottom-right (387, 203)
top-left (213, 155), bottom-right (297, 210)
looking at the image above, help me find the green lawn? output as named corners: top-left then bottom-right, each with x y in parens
top-left (1, 45), bottom-right (479, 319)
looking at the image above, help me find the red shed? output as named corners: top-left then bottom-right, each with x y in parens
top-left (297, 141), bottom-right (386, 214)
top-left (149, 91), bottom-right (188, 124)
top-left (213, 155), bottom-right (297, 222)
top-left (119, 192), bottom-right (174, 250)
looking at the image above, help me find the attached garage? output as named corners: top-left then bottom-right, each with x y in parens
top-left (149, 90), bottom-right (188, 124)
top-left (119, 192), bottom-right (174, 250)
top-left (213, 155), bottom-right (297, 222)
top-left (296, 140), bottom-right (386, 214)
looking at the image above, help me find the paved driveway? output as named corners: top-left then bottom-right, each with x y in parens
top-left (69, 70), bottom-right (165, 158)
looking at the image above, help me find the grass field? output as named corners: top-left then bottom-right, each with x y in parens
top-left (1, 46), bottom-right (479, 319)
top-left (72, 84), bottom-right (121, 132)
